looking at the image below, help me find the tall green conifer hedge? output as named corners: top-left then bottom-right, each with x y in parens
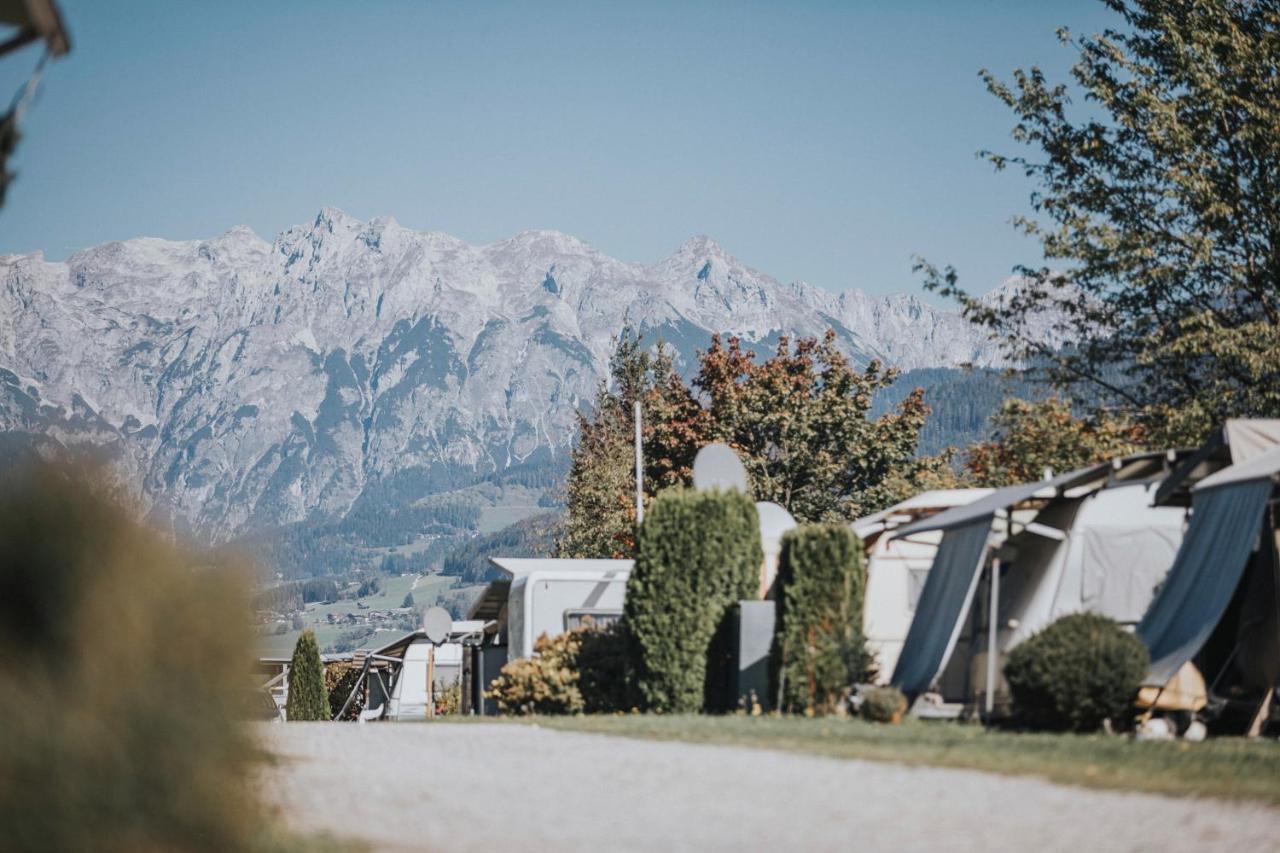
top-left (774, 523), bottom-right (869, 715)
top-left (625, 488), bottom-right (762, 712)
top-left (286, 629), bottom-right (328, 721)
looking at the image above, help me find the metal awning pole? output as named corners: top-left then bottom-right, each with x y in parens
top-left (986, 556), bottom-right (1000, 717)
top-left (427, 644), bottom-right (436, 720)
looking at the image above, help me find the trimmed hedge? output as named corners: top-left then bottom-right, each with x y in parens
top-left (625, 487), bottom-right (762, 712)
top-left (286, 630), bottom-right (329, 721)
top-left (1003, 612), bottom-right (1149, 732)
top-left (774, 523), bottom-right (870, 715)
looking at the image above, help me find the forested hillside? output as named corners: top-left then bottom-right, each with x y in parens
top-left (872, 367), bottom-right (1038, 455)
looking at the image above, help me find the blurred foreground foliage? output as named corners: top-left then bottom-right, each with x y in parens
top-left (0, 461), bottom-right (315, 852)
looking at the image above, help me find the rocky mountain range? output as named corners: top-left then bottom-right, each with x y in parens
top-left (0, 208), bottom-right (1053, 567)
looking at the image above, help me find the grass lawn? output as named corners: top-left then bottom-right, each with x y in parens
top-left (533, 714), bottom-right (1280, 806)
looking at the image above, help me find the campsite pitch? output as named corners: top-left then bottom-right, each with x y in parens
top-left (259, 722), bottom-right (1280, 852)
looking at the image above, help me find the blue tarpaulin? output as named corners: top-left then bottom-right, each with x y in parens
top-left (1138, 478), bottom-right (1273, 687)
top-left (891, 518), bottom-right (991, 695)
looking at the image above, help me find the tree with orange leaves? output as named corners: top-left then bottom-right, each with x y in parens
top-left (559, 328), bottom-right (940, 557)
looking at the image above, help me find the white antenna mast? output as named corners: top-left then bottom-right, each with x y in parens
top-left (634, 400), bottom-right (644, 524)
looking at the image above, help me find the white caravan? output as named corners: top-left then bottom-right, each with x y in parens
top-left (490, 558), bottom-right (633, 660)
top-left (852, 489), bottom-right (994, 684)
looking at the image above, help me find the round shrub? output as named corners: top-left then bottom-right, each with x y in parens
top-left (625, 487), bottom-right (762, 712)
top-left (1003, 612), bottom-right (1149, 732)
top-left (860, 686), bottom-right (908, 723)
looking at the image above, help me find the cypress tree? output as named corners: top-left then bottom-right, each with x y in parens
top-left (285, 629), bottom-right (328, 721)
top-left (774, 523), bottom-right (869, 715)
top-left (625, 487), bottom-right (761, 712)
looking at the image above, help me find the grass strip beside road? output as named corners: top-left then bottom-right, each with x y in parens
top-left (534, 714), bottom-right (1280, 806)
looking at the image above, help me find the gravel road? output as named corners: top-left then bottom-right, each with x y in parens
top-left (259, 722), bottom-right (1279, 852)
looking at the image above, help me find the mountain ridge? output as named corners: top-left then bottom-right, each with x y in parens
top-left (0, 209), bottom-right (1049, 553)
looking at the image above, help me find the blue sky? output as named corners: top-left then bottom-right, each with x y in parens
top-left (0, 1), bottom-right (1116, 297)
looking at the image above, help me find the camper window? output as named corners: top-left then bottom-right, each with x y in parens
top-left (564, 609), bottom-right (622, 631)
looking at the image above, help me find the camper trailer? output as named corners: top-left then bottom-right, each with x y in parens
top-left (488, 558), bottom-right (633, 661)
top-left (852, 489), bottom-right (994, 684)
top-left (889, 453), bottom-right (1189, 715)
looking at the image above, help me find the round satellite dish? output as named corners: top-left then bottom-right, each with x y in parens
top-left (755, 501), bottom-right (797, 544)
top-left (422, 606), bottom-right (453, 645)
top-left (692, 443), bottom-right (749, 493)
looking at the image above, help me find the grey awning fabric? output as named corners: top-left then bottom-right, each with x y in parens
top-left (1137, 478), bottom-right (1273, 687)
top-left (891, 519), bottom-right (991, 694)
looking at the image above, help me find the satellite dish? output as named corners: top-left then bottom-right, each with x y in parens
top-left (755, 501), bottom-right (797, 598)
top-left (422, 606), bottom-right (453, 645)
top-left (692, 443), bottom-right (749, 493)
top-left (755, 501), bottom-right (797, 546)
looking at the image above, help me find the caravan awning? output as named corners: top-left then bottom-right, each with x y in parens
top-left (1154, 419), bottom-right (1280, 507)
top-left (891, 519), bottom-right (992, 694)
top-left (850, 488), bottom-right (994, 539)
top-left (1138, 449), bottom-right (1280, 687)
top-left (890, 463), bottom-right (1112, 538)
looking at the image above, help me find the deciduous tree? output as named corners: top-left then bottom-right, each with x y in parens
top-left (560, 329), bottom-right (937, 555)
top-left (558, 331), bottom-right (705, 558)
top-left (963, 397), bottom-right (1145, 487)
top-left (694, 331), bottom-right (932, 522)
top-left (920, 0), bottom-right (1280, 445)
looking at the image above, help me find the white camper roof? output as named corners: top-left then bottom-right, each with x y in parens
top-left (891, 452), bottom-right (1184, 539)
top-left (890, 465), bottom-right (1111, 538)
top-left (851, 489), bottom-right (994, 537)
top-left (488, 558), bottom-right (634, 578)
